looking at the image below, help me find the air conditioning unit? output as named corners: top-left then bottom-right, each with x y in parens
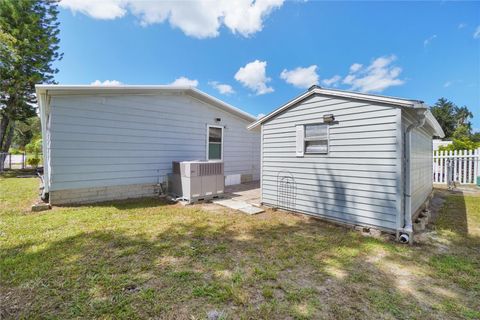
top-left (169, 161), bottom-right (224, 203)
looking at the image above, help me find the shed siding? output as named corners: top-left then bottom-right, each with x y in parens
top-left (261, 95), bottom-right (400, 231)
top-left (48, 94), bottom-right (260, 191)
top-left (402, 111), bottom-right (433, 215)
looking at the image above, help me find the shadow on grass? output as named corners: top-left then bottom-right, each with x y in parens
top-left (0, 169), bottom-right (38, 179)
top-left (1, 201), bottom-right (479, 319)
top-left (434, 189), bottom-right (469, 235)
top-left (56, 196), bottom-right (174, 211)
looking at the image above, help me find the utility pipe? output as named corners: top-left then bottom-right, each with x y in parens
top-left (401, 108), bottom-right (427, 242)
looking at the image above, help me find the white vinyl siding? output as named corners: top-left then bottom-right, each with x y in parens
top-left (261, 94), bottom-right (401, 231)
top-left (47, 94), bottom-right (260, 191)
top-left (403, 110), bottom-right (433, 215)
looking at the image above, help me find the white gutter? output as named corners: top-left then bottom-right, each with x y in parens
top-left (425, 110), bottom-right (445, 138)
top-left (400, 108), bottom-right (427, 243)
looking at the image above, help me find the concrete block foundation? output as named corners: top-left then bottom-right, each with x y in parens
top-left (49, 183), bottom-right (158, 205)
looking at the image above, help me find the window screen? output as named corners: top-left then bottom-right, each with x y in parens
top-left (208, 127), bottom-right (222, 160)
top-left (304, 124), bottom-right (328, 154)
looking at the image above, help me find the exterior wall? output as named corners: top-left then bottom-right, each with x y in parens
top-left (47, 93), bottom-right (260, 203)
top-left (261, 94), bottom-right (401, 231)
top-left (402, 110), bottom-right (433, 215)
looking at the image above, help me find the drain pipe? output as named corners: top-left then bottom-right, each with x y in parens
top-left (400, 108), bottom-right (427, 244)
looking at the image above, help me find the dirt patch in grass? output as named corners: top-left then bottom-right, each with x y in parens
top-left (1, 178), bottom-right (479, 319)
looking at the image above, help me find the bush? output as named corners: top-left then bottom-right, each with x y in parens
top-left (8, 148), bottom-right (23, 155)
top-left (27, 157), bottom-right (40, 168)
top-left (438, 138), bottom-right (480, 152)
top-left (25, 139), bottom-right (42, 155)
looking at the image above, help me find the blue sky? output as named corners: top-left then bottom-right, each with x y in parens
top-left (56, 1), bottom-right (480, 130)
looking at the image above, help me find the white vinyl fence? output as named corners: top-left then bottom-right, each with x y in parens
top-left (433, 149), bottom-right (480, 184)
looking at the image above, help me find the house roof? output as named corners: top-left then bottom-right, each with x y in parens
top-left (247, 85), bottom-right (445, 138)
top-left (35, 85), bottom-right (257, 122)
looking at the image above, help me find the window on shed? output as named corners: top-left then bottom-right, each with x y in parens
top-left (208, 126), bottom-right (222, 160)
top-left (304, 123), bottom-right (329, 154)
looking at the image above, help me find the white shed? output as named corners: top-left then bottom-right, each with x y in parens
top-left (248, 86), bottom-right (444, 241)
top-left (36, 85), bottom-right (260, 205)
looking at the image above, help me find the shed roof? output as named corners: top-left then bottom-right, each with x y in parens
top-left (35, 85), bottom-right (257, 122)
top-left (248, 86), bottom-right (445, 137)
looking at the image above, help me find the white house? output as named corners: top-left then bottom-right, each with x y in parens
top-left (248, 86), bottom-right (444, 242)
top-left (36, 85), bottom-right (260, 205)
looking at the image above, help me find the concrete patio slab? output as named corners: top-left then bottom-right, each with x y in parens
top-left (212, 198), bottom-right (265, 215)
top-left (224, 181), bottom-right (261, 204)
top-left (213, 199), bottom-right (249, 210)
top-left (239, 206), bottom-right (264, 215)
top-left (213, 182), bottom-right (265, 215)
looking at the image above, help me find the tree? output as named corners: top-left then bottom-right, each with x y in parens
top-left (0, 0), bottom-right (62, 169)
top-left (0, 27), bottom-right (19, 165)
top-left (455, 106), bottom-right (473, 131)
top-left (471, 132), bottom-right (480, 143)
top-left (439, 138), bottom-right (480, 152)
top-left (452, 125), bottom-right (471, 140)
top-left (25, 137), bottom-right (42, 168)
top-left (439, 124), bottom-right (480, 152)
top-left (430, 98), bottom-right (479, 151)
top-left (430, 98), bottom-right (474, 139)
top-left (12, 116), bottom-right (41, 150)
top-left (430, 98), bottom-right (458, 138)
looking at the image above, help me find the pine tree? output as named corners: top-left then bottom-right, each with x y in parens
top-left (0, 0), bottom-right (62, 169)
top-left (430, 98), bottom-right (474, 139)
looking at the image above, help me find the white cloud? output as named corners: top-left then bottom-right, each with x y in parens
top-left (280, 65), bottom-right (319, 89)
top-left (60, 0), bottom-right (126, 19)
top-left (209, 81), bottom-right (235, 95)
top-left (170, 76), bottom-right (198, 87)
top-left (129, 1), bottom-right (223, 38)
top-left (234, 60), bottom-right (274, 95)
top-left (221, 0), bottom-right (284, 37)
top-left (458, 23), bottom-right (466, 29)
top-left (474, 26), bottom-right (480, 39)
top-left (349, 63), bottom-right (362, 73)
top-left (60, 0), bottom-right (284, 39)
top-left (343, 74), bottom-right (355, 85)
top-left (91, 79), bottom-right (122, 85)
top-left (424, 34), bottom-right (437, 47)
top-left (256, 113), bottom-right (266, 119)
top-left (342, 55), bottom-right (405, 93)
top-left (443, 81), bottom-right (453, 88)
top-left (322, 75), bottom-right (342, 87)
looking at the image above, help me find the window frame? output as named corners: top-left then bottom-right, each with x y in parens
top-left (304, 123), bottom-right (329, 154)
top-left (206, 124), bottom-right (224, 161)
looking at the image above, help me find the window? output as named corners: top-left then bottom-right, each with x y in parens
top-left (304, 123), bottom-right (328, 154)
top-left (208, 126), bottom-right (223, 160)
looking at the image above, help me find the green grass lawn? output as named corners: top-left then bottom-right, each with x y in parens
top-left (1, 176), bottom-right (479, 319)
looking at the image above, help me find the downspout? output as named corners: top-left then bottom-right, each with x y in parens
top-left (38, 92), bottom-right (51, 200)
top-left (400, 108), bottom-right (427, 243)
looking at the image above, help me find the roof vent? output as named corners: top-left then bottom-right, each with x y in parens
top-left (308, 84), bottom-right (322, 91)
